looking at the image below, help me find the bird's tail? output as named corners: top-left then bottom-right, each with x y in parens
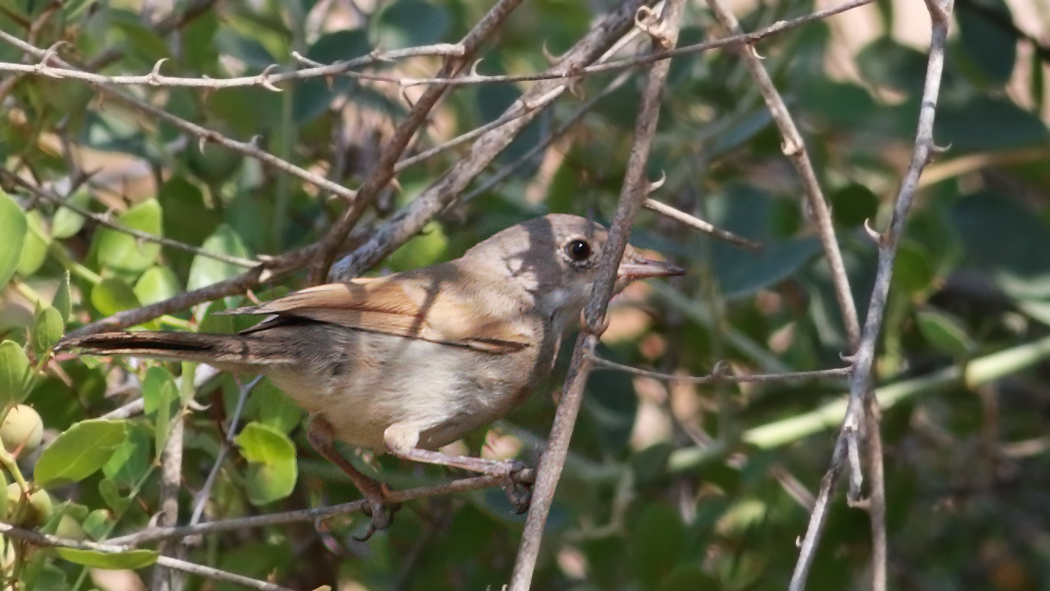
top-left (57, 331), bottom-right (296, 372)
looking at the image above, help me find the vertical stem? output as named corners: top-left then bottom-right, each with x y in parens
top-left (507, 1), bottom-right (686, 588)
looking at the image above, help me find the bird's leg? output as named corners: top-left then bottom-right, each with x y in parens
top-left (384, 425), bottom-right (535, 512)
top-left (306, 415), bottom-right (399, 540)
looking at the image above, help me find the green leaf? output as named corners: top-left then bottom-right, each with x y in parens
top-left (108, 11), bottom-right (171, 63)
top-left (55, 548), bottom-right (159, 570)
top-left (35, 419), bottom-right (128, 488)
top-left (17, 210), bottom-right (49, 277)
top-left (96, 199), bottom-right (163, 274)
top-left (98, 479), bottom-right (131, 513)
top-left (657, 565), bottom-right (718, 591)
top-left (893, 241), bottom-right (935, 296)
top-left (376, 0), bottom-right (450, 49)
top-left (856, 36), bottom-right (929, 95)
top-left (293, 30), bottom-right (371, 123)
top-left (582, 363), bottom-right (637, 454)
top-left (82, 509), bottom-right (113, 541)
top-left (102, 423), bottom-right (151, 489)
top-left (830, 183), bottom-right (879, 228)
top-left (0, 190), bottom-right (27, 288)
top-left (956, 0), bottom-right (1016, 87)
top-left (134, 265), bottom-right (181, 306)
top-left (143, 367), bottom-right (179, 454)
top-left (187, 225), bottom-right (250, 291)
top-left (91, 277), bottom-right (143, 317)
top-left (51, 190), bottom-right (90, 239)
top-left (52, 271), bottom-right (71, 322)
top-left (235, 422), bottom-right (298, 505)
top-left (630, 503), bottom-right (686, 587)
top-left (936, 96), bottom-right (1049, 153)
top-left (32, 306), bottom-right (64, 360)
top-left (916, 309), bottom-right (973, 358)
top-left (243, 379), bottom-right (302, 434)
top-left (0, 340), bottom-right (33, 405)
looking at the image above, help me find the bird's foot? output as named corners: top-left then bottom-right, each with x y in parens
top-left (498, 460), bottom-right (535, 514)
top-left (354, 483), bottom-right (402, 541)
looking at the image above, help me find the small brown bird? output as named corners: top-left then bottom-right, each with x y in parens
top-left (60, 214), bottom-right (682, 535)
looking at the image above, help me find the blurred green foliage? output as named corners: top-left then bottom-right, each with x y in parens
top-left (0, 0), bottom-right (1049, 589)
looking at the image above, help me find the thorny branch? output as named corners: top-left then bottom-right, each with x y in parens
top-left (0, 0), bottom-right (871, 91)
top-left (508, 0), bottom-right (686, 588)
top-left (787, 0), bottom-right (955, 589)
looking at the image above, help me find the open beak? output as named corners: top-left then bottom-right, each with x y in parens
top-left (616, 255), bottom-right (685, 281)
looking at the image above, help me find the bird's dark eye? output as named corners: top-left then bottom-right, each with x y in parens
top-left (566, 239), bottom-right (591, 262)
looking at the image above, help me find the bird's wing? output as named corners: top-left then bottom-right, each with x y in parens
top-left (228, 272), bottom-right (531, 355)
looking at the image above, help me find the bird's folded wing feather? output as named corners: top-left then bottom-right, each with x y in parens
top-left (227, 275), bottom-right (530, 354)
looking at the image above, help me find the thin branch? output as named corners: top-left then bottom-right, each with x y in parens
top-left (508, 0), bottom-right (686, 588)
top-left (588, 353), bottom-right (851, 383)
top-left (189, 376), bottom-right (263, 525)
top-left (643, 198), bottom-right (762, 251)
top-left (393, 86), bottom-right (566, 173)
top-left (309, 0), bottom-right (530, 283)
top-left (327, 0), bottom-right (658, 282)
top-left (787, 0), bottom-right (955, 587)
top-left (0, 30), bottom-right (360, 204)
top-left (0, 0), bottom-right (871, 91)
top-left (456, 20), bottom-right (650, 207)
top-left (107, 472), bottom-right (530, 546)
top-left (151, 370), bottom-right (188, 591)
top-left (392, 0), bottom-right (874, 88)
top-left (704, 0), bottom-right (859, 347)
top-left (0, 523), bottom-right (293, 591)
top-left (864, 393), bottom-right (888, 591)
top-left (0, 43), bottom-right (465, 89)
top-left (2, 171), bottom-right (258, 268)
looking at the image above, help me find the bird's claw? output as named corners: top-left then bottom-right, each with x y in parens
top-left (353, 496), bottom-right (402, 541)
top-left (499, 460), bottom-right (534, 513)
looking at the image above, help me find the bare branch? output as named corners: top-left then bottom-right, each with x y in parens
top-left (107, 472), bottom-right (530, 546)
top-left (588, 353), bottom-right (851, 384)
top-left (327, 0), bottom-right (660, 281)
top-left (643, 198), bottom-right (762, 251)
top-left (704, 0), bottom-right (859, 347)
top-left (509, 0), bottom-right (686, 588)
top-left (787, 0), bottom-right (955, 588)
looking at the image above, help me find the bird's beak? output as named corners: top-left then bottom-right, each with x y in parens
top-left (616, 255), bottom-right (685, 281)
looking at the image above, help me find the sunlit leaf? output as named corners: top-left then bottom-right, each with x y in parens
top-left (56, 548), bottom-right (159, 570)
top-left (0, 341), bottom-right (33, 405)
top-left (0, 190), bottom-right (27, 288)
top-left (96, 199), bottom-right (163, 274)
top-left (35, 420), bottom-right (128, 488)
top-left (235, 422), bottom-right (297, 505)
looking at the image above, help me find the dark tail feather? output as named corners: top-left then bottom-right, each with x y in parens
top-left (57, 331), bottom-right (293, 372)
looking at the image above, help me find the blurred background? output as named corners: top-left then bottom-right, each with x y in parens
top-left (0, 0), bottom-right (1049, 589)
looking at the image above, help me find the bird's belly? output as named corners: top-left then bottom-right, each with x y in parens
top-left (264, 332), bottom-right (541, 452)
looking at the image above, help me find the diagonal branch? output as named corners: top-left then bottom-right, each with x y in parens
top-left (787, 0), bottom-right (956, 589)
top-left (507, 0), bottom-right (686, 588)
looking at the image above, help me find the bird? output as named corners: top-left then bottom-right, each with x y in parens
top-left (58, 214), bottom-right (683, 537)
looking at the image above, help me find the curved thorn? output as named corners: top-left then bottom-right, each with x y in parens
top-left (147, 58), bottom-right (169, 84)
top-left (648, 170), bottom-right (667, 192)
top-left (469, 58), bottom-right (484, 78)
top-left (400, 87), bottom-right (416, 108)
top-left (256, 64), bottom-right (282, 92)
top-left (863, 218), bottom-right (882, 245)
